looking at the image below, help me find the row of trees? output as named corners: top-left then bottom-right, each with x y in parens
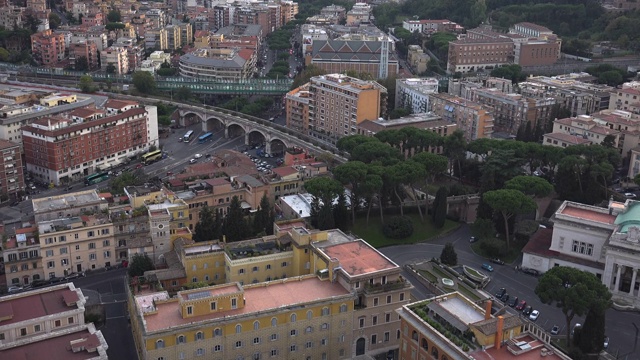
top-left (192, 194), bottom-right (275, 243)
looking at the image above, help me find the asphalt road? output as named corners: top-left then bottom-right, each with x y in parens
top-left (379, 225), bottom-right (640, 359)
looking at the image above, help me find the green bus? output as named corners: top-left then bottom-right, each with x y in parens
top-left (142, 150), bottom-right (163, 165)
top-left (85, 172), bottom-right (109, 186)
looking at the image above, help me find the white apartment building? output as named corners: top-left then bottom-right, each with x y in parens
top-left (395, 78), bottom-right (439, 114)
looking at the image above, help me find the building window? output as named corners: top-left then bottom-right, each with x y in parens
top-left (231, 298), bottom-right (237, 309)
top-left (196, 348), bottom-right (204, 356)
top-left (387, 295), bottom-right (392, 304)
top-left (177, 335), bottom-right (186, 344)
top-left (196, 332), bottom-right (204, 341)
top-left (384, 332), bottom-right (390, 342)
top-left (305, 326), bottom-right (312, 334)
top-left (400, 293), bottom-right (405, 301)
top-left (210, 302), bottom-right (217, 311)
top-left (270, 349), bottom-right (278, 357)
top-left (266, 264), bottom-right (271, 270)
top-left (253, 337), bottom-right (260, 344)
top-left (156, 340), bottom-right (165, 349)
top-left (307, 310), bottom-right (313, 320)
top-left (290, 329), bottom-right (297, 336)
top-left (55, 320), bottom-right (61, 327)
top-left (254, 321), bottom-right (260, 330)
top-left (271, 318), bottom-right (277, 327)
top-left (34, 325), bottom-right (41, 332)
top-left (236, 324), bottom-right (242, 334)
top-left (187, 306), bottom-right (193, 315)
top-left (214, 328), bottom-right (222, 337)
top-left (290, 313), bottom-right (297, 322)
top-left (68, 317), bottom-right (74, 324)
top-left (306, 341), bottom-right (313, 349)
top-left (290, 344), bottom-right (297, 352)
top-left (271, 333), bottom-right (278, 341)
top-left (321, 338), bottom-right (327, 346)
top-left (236, 340), bottom-right (243, 348)
top-left (321, 323), bottom-right (329, 330)
top-left (321, 307), bottom-right (329, 316)
top-left (385, 313), bottom-right (391, 323)
top-left (20, 328), bottom-right (27, 336)
top-left (372, 334), bottom-right (377, 345)
top-left (340, 304), bottom-right (347, 313)
top-left (359, 317), bottom-right (365, 328)
top-left (373, 316), bottom-right (378, 326)
top-left (214, 345), bottom-right (221, 352)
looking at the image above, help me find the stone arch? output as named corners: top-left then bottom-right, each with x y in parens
top-left (205, 116), bottom-right (224, 132)
top-left (180, 110), bottom-right (205, 127)
top-left (267, 137), bottom-right (288, 156)
top-left (246, 129), bottom-right (267, 147)
top-left (227, 122), bottom-right (246, 138)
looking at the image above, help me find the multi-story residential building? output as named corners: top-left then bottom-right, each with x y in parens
top-left (179, 23), bottom-right (193, 47)
top-left (448, 76), bottom-right (514, 98)
top-left (0, 139), bottom-right (24, 199)
top-left (31, 29), bottom-right (66, 67)
top-left (307, 74), bottom-right (386, 143)
top-left (428, 93), bottom-right (494, 141)
top-left (113, 37), bottom-right (145, 70)
top-left (356, 113), bottom-right (456, 152)
top-left (67, 29), bottom-right (108, 51)
top-left (233, 6), bottom-right (270, 35)
top-left (68, 40), bottom-right (99, 70)
top-left (279, 0), bottom-right (298, 24)
top-left (81, 12), bottom-right (103, 27)
top-left (609, 81), bottom-right (640, 114)
top-left (447, 37), bottom-right (513, 74)
top-left (3, 226), bottom-right (43, 287)
top-left (395, 78), bottom-right (439, 114)
top-left (542, 115), bottom-right (619, 149)
top-left (267, 3), bottom-right (281, 32)
top-left (309, 39), bottom-right (399, 79)
top-left (145, 28), bottom-right (168, 50)
top-left (109, 203), bottom-right (151, 263)
top-left (519, 74), bottom-right (613, 117)
top-left (165, 25), bottom-right (182, 51)
top-left (407, 45), bottom-right (430, 74)
top-left (299, 24), bottom-right (328, 58)
top-left (0, 283), bottom-right (109, 359)
top-left (0, 6), bottom-right (24, 29)
top-left (145, 9), bottom-right (167, 29)
top-left (179, 47), bottom-right (256, 81)
top-left (346, 2), bottom-right (371, 26)
top-left (319, 4), bottom-right (346, 21)
top-left (285, 83), bottom-right (311, 134)
top-left (31, 189), bottom-right (108, 222)
top-left (522, 198), bottom-right (640, 310)
top-left (27, 0), bottom-right (47, 12)
top-left (101, 46), bottom-right (129, 74)
top-left (129, 225), bottom-right (412, 360)
top-left (39, 214), bottom-right (115, 277)
top-left (464, 87), bottom-right (556, 133)
top-left (21, 100), bottom-right (158, 185)
top-left (397, 292), bottom-right (570, 360)
top-left (402, 19), bottom-right (464, 34)
top-left (212, 4), bottom-right (234, 30)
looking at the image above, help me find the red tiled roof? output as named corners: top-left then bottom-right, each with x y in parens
top-left (560, 204), bottom-right (616, 224)
top-left (0, 328), bottom-right (104, 360)
top-left (16, 226), bottom-right (37, 234)
top-left (204, 177), bottom-right (230, 187)
top-left (0, 139), bottom-right (20, 150)
top-left (0, 288), bottom-right (79, 326)
top-left (272, 166), bottom-right (298, 177)
top-left (238, 48), bottom-right (254, 61)
top-left (69, 107), bottom-right (104, 118)
top-left (619, 87), bottom-right (640, 96)
top-left (105, 99), bottom-right (138, 109)
top-left (322, 240), bottom-right (396, 276)
top-left (544, 132), bottom-right (591, 145)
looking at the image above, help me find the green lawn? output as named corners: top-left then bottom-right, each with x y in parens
top-left (351, 213), bottom-right (459, 248)
top-left (418, 269), bottom-right (437, 282)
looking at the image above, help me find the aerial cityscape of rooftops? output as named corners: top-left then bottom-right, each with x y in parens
top-left (1, 0), bottom-right (640, 359)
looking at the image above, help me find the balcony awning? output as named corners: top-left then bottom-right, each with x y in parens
top-left (426, 302), bottom-right (468, 333)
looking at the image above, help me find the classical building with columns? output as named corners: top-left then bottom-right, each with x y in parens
top-left (523, 199), bottom-right (640, 310)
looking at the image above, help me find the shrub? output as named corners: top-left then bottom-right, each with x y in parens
top-left (383, 216), bottom-right (414, 239)
top-left (480, 238), bottom-right (508, 257)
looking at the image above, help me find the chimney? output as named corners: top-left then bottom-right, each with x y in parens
top-left (495, 316), bottom-right (505, 349)
top-left (484, 300), bottom-right (492, 320)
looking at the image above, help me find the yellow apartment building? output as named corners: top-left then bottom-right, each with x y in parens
top-left (308, 73), bottom-right (386, 143)
top-left (3, 226), bottom-right (43, 287)
top-left (39, 214), bottom-right (116, 277)
top-left (285, 83), bottom-right (311, 134)
top-left (132, 220), bottom-right (412, 359)
top-left (131, 276), bottom-right (354, 360)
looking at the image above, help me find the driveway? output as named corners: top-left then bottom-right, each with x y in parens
top-left (379, 224), bottom-right (640, 359)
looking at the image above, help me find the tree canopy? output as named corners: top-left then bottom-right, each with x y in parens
top-left (128, 253), bottom-right (154, 277)
top-left (483, 189), bottom-right (537, 249)
top-left (132, 71), bottom-right (157, 94)
top-left (535, 266), bottom-right (611, 348)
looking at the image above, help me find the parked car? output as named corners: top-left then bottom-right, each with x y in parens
top-left (30, 279), bottom-right (49, 288)
top-left (515, 300), bottom-right (527, 311)
top-left (64, 272), bottom-right (85, 280)
top-left (469, 236), bottom-right (478, 243)
top-left (501, 293), bottom-right (510, 303)
top-left (550, 325), bottom-right (560, 335)
top-left (572, 323), bottom-right (582, 336)
top-left (522, 268), bottom-right (540, 277)
top-left (495, 288), bottom-right (506, 298)
top-left (189, 158), bottom-right (197, 164)
top-left (490, 258), bottom-right (505, 265)
top-left (523, 306), bottom-right (533, 316)
top-left (166, 171), bottom-right (174, 176)
top-left (625, 192), bottom-right (637, 198)
top-left (603, 336), bottom-right (609, 349)
top-left (205, 154), bottom-right (211, 158)
top-left (508, 296), bottom-right (519, 307)
top-left (481, 263), bottom-right (494, 272)
top-left (529, 310), bottom-right (540, 321)
top-left (7, 285), bottom-right (23, 293)
top-left (194, 153), bottom-right (202, 159)
top-left (48, 277), bottom-right (65, 284)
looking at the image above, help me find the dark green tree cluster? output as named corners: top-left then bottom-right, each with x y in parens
top-left (128, 253), bottom-right (155, 277)
top-left (266, 28), bottom-right (293, 51)
top-left (290, 65), bottom-right (326, 90)
top-left (220, 97), bottom-right (274, 117)
top-left (253, 194), bottom-right (275, 236)
top-left (110, 170), bottom-right (148, 195)
top-left (490, 64), bottom-right (526, 84)
top-left (193, 205), bottom-right (223, 242)
top-left (265, 60), bottom-right (291, 79)
top-left (155, 102), bottom-right (176, 126)
top-left (439, 242), bottom-right (457, 266)
top-left (585, 64), bottom-right (632, 87)
top-left (535, 267), bottom-right (611, 354)
top-left (132, 71), bottom-right (157, 94)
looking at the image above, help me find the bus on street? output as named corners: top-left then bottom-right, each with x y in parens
top-left (141, 149), bottom-right (163, 165)
top-left (85, 172), bottom-right (109, 186)
top-left (183, 130), bottom-right (194, 142)
top-left (198, 132), bottom-right (213, 143)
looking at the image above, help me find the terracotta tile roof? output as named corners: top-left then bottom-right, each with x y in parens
top-left (272, 166), bottom-right (298, 177)
top-left (0, 288), bottom-right (80, 326)
top-left (471, 314), bottom-right (523, 336)
top-left (16, 226), bottom-right (37, 234)
top-left (105, 99), bottom-right (138, 109)
top-left (0, 328), bottom-right (105, 360)
top-left (143, 276), bottom-right (350, 332)
top-left (560, 204), bottom-right (616, 224)
top-left (204, 177), bottom-right (230, 186)
top-left (321, 240), bottom-right (396, 276)
top-left (619, 87), bottom-right (640, 96)
top-left (544, 132), bottom-right (591, 145)
top-left (69, 107), bottom-right (104, 118)
top-left (0, 139), bottom-right (19, 149)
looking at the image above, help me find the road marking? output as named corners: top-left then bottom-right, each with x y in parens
top-left (106, 316), bottom-right (126, 320)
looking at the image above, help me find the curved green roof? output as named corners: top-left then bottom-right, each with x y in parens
top-left (614, 202), bottom-right (640, 233)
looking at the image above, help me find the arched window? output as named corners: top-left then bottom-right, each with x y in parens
top-left (291, 313), bottom-right (297, 323)
top-left (195, 331), bottom-right (204, 341)
top-left (305, 326), bottom-right (313, 333)
top-left (307, 310), bottom-right (313, 320)
top-left (155, 340), bottom-right (165, 349)
top-left (271, 318), bottom-right (277, 327)
top-left (431, 347), bottom-right (439, 359)
top-left (236, 324), bottom-right (242, 334)
top-left (421, 338), bottom-right (428, 350)
top-left (254, 321), bottom-right (260, 330)
top-left (213, 328), bottom-right (222, 337)
top-left (339, 304), bottom-right (347, 313)
top-left (321, 307), bottom-right (329, 316)
top-left (412, 330), bottom-right (418, 341)
top-left (177, 335), bottom-right (186, 344)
